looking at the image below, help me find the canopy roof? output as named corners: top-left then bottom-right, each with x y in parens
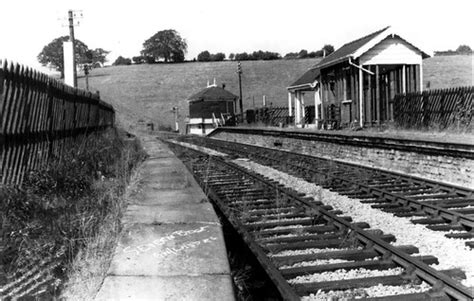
top-left (287, 67), bottom-right (320, 91)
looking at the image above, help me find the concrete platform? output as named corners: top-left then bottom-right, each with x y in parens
top-left (95, 136), bottom-right (235, 301)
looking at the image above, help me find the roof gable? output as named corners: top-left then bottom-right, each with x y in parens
top-left (188, 86), bottom-right (238, 102)
top-left (316, 26), bottom-right (390, 69)
top-left (315, 26), bottom-right (429, 69)
top-left (359, 35), bottom-right (428, 65)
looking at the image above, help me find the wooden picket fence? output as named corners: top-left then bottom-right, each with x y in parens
top-left (245, 105), bottom-right (316, 127)
top-left (0, 60), bottom-right (115, 186)
top-left (393, 86), bottom-right (473, 130)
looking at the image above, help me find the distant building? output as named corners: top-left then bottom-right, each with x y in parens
top-left (288, 26), bottom-right (430, 128)
top-left (185, 80), bottom-right (238, 135)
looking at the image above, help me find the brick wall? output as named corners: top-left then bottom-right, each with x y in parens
top-left (212, 132), bottom-right (474, 188)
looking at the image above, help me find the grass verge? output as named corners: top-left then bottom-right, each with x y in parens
top-left (0, 128), bottom-right (147, 300)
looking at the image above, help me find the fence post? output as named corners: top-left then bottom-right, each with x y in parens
top-left (0, 63), bottom-right (5, 184)
top-left (47, 79), bottom-right (54, 161)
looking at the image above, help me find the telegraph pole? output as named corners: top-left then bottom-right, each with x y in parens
top-left (68, 10), bottom-right (77, 87)
top-left (237, 61), bottom-right (243, 121)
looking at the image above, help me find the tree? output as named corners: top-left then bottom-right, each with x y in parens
top-left (141, 29), bottom-right (187, 63)
top-left (89, 48), bottom-right (109, 66)
top-left (298, 49), bottom-right (308, 59)
top-left (132, 56), bottom-right (145, 64)
top-left (197, 50), bottom-right (211, 62)
top-left (229, 53), bottom-right (235, 60)
top-left (37, 36), bottom-right (98, 78)
top-left (307, 51), bottom-right (318, 58)
top-left (211, 52), bottom-right (226, 61)
top-left (322, 44), bottom-right (335, 56)
top-left (456, 45), bottom-right (472, 54)
top-left (284, 52), bottom-right (298, 59)
top-left (113, 56), bottom-right (132, 66)
top-left (235, 52), bottom-right (250, 61)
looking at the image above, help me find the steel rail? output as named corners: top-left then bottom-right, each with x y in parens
top-left (190, 137), bottom-right (474, 230)
top-left (166, 140), bottom-right (473, 301)
top-left (208, 127), bottom-right (474, 159)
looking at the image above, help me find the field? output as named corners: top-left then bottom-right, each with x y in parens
top-left (423, 55), bottom-right (473, 89)
top-left (77, 55), bottom-right (473, 131)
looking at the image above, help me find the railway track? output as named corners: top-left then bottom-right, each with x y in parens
top-left (166, 140), bottom-right (472, 300)
top-left (180, 137), bottom-right (474, 248)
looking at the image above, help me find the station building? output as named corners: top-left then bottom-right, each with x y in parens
top-left (185, 80), bottom-right (238, 135)
top-left (288, 26), bottom-right (430, 129)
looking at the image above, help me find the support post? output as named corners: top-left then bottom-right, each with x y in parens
top-left (314, 87), bottom-right (320, 128)
top-left (359, 67), bottom-right (364, 127)
top-left (419, 63), bottom-right (423, 92)
top-left (288, 92), bottom-right (293, 116)
top-left (293, 92), bottom-right (297, 125)
top-left (295, 92), bottom-right (300, 125)
top-left (375, 65), bottom-right (380, 125)
top-left (301, 92), bottom-right (305, 119)
top-left (402, 64), bottom-right (406, 94)
top-left (320, 85), bottom-right (324, 122)
top-left (343, 70), bottom-right (347, 100)
top-left (415, 64), bottom-right (421, 92)
top-left (367, 66), bottom-right (372, 125)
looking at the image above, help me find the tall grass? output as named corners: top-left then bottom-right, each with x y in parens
top-left (0, 128), bottom-right (146, 300)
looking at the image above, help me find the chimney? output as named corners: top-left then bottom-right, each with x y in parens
top-left (222, 83), bottom-right (226, 89)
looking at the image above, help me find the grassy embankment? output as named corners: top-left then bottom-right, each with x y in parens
top-left (0, 129), bottom-right (146, 300)
top-left (78, 55), bottom-right (473, 132)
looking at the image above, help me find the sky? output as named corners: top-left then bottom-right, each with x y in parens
top-left (1, 0), bottom-right (473, 73)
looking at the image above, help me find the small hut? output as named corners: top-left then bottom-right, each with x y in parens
top-left (185, 80), bottom-right (238, 135)
top-left (288, 26), bottom-right (430, 128)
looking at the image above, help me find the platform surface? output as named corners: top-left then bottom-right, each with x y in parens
top-left (95, 136), bottom-right (234, 301)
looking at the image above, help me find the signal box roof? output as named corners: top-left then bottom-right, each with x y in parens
top-left (187, 86), bottom-right (238, 103)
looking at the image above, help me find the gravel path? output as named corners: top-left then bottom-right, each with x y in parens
top-left (233, 159), bottom-right (474, 288)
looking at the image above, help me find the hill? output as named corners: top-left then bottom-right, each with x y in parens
top-left (77, 55), bottom-right (473, 131)
top-left (78, 58), bottom-right (322, 130)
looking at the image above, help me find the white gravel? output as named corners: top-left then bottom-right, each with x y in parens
top-left (288, 267), bottom-right (404, 284)
top-left (233, 160), bottom-right (474, 288)
top-left (280, 258), bottom-right (351, 269)
top-left (301, 282), bottom-right (431, 300)
top-left (269, 247), bottom-right (360, 257)
top-left (170, 140), bottom-right (228, 156)
top-left (247, 217), bottom-right (311, 225)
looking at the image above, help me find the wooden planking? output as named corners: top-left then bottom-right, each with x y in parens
top-left (393, 86), bottom-right (473, 130)
top-left (0, 59), bottom-right (115, 186)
